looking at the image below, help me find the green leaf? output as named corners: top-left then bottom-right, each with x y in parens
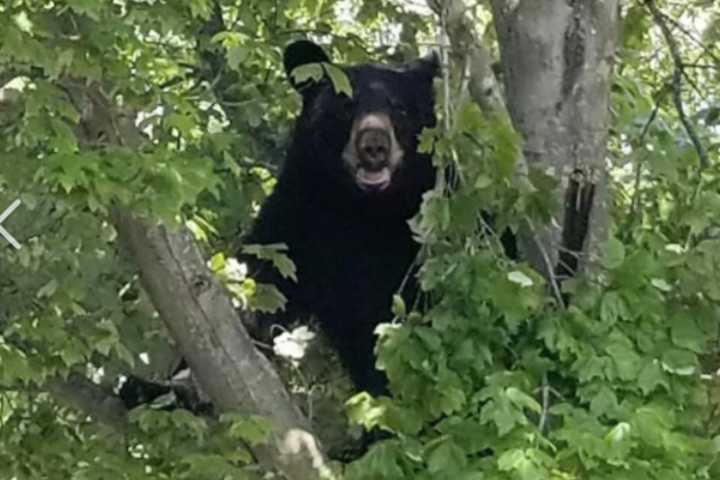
top-left (414, 326), bottom-right (442, 352)
top-left (669, 311), bottom-right (706, 353)
top-left (0, 345), bottom-right (34, 383)
top-left (247, 282), bottom-right (287, 313)
top-left (605, 421), bottom-right (631, 443)
top-left (346, 392), bottom-right (386, 430)
top-left (601, 237), bottom-right (626, 269)
top-left (650, 277), bottom-right (672, 292)
top-left (637, 360), bottom-right (667, 395)
top-left (165, 113), bottom-right (195, 136)
top-left (323, 64), bottom-right (353, 97)
top-left (290, 63), bottom-right (324, 86)
top-left (438, 385), bottom-right (467, 416)
top-left (497, 449), bottom-right (547, 480)
top-left (188, 0), bottom-right (212, 19)
top-left (576, 354), bottom-right (608, 383)
top-left (508, 270), bottom-right (534, 288)
top-left (487, 115), bottom-right (522, 178)
top-left (346, 441), bottom-right (404, 478)
top-left (178, 454), bottom-right (240, 479)
top-left (383, 403), bottom-right (424, 435)
top-left (454, 101), bottom-right (484, 133)
top-left (391, 294), bottom-right (406, 318)
top-left (221, 414), bottom-right (274, 446)
top-left (600, 291), bottom-right (628, 324)
top-left (474, 174), bottom-right (493, 189)
top-left (605, 335), bottom-right (641, 380)
top-left (242, 243), bottom-right (297, 281)
top-left (67, 0), bottom-right (102, 20)
top-left (226, 45), bottom-right (249, 70)
top-left (428, 440), bottom-right (467, 475)
top-left (505, 387), bottom-right (542, 414)
top-left (589, 386), bottom-right (618, 416)
top-left (661, 349), bottom-right (697, 376)
top-left (37, 279), bottom-right (58, 298)
top-left (480, 398), bottom-right (526, 436)
top-left (59, 338), bottom-right (87, 367)
top-left (209, 252), bottom-right (225, 272)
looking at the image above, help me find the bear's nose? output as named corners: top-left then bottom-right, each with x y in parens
top-left (357, 128), bottom-right (391, 168)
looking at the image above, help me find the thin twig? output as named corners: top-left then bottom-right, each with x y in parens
top-left (477, 214), bottom-right (503, 256)
top-left (682, 62), bottom-right (720, 70)
top-left (627, 96), bottom-right (663, 230)
top-left (440, 7), bottom-right (452, 133)
top-left (645, 0), bottom-right (709, 170)
top-left (658, 10), bottom-right (720, 67)
top-left (538, 373), bottom-right (550, 434)
top-left (525, 217), bottom-right (565, 309)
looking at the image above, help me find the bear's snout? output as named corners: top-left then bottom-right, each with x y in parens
top-left (342, 112), bottom-right (405, 193)
top-left (357, 128), bottom-right (391, 169)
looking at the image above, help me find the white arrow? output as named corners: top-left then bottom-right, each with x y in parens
top-left (0, 199), bottom-right (21, 250)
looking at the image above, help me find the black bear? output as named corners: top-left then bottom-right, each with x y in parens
top-left (243, 40), bottom-right (438, 395)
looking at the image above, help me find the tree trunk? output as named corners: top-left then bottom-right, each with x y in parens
top-left (47, 80), bottom-right (335, 480)
top-left (490, 0), bottom-right (618, 279)
top-left (112, 211), bottom-right (335, 479)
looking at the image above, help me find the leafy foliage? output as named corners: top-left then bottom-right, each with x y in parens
top-left (0, 0), bottom-right (719, 479)
top-left (343, 4), bottom-right (720, 479)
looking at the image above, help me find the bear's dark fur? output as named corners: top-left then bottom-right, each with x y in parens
top-left (243, 40), bottom-right (438, 395)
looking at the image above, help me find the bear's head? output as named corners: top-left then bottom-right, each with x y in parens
top-left (283, 40), bottom-right (438, 204)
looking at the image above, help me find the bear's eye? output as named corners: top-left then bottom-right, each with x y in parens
top-left (337, 96), bottom-right (357, 113)
top-left (390, 99), bottom-right (408, 116)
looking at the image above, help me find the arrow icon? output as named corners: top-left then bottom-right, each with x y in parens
top-left (0, 199), bottom-right (21, 250)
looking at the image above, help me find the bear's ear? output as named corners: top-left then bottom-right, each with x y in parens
top-left (283, 40), bottom-right (331, 92)
top-left (404, 51), bottom-right (440, 81)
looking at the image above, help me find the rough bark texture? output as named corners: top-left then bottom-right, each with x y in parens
top-left (39, 80), bottom-right (335, 480)
top-left (490, 0), bottom-right (617, 278)
top-left (430, 0), bottom-right (508, 116)
top-left (112, 210), bottom-right (335, 479)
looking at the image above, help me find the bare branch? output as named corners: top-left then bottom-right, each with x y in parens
top-left (627, 94), bottom-right (664, 233)
top-left (47, 374), bottom-right (129, 431)
top-left (657, 10), bottom-right (720, 67)
top-left (645, 0), bottom-right (709, 170)
top-left (427, 0), bottom-right (509, 117)
top-left (524, 217), bottom-right (565, 308)
top-left (538, 373), bottom-right (550, 434)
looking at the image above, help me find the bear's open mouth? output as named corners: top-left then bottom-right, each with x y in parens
top-left (356, 167), bottom-right (391, 191)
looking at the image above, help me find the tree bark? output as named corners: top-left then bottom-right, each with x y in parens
top-left (429, 0), bottom-right (508, 117)
top-left (490, 0), bottom-right (618, 278)
top-left (112, 210), bottom-right (335, 479)
top-left (42, 80), bottom-right (335, 480)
